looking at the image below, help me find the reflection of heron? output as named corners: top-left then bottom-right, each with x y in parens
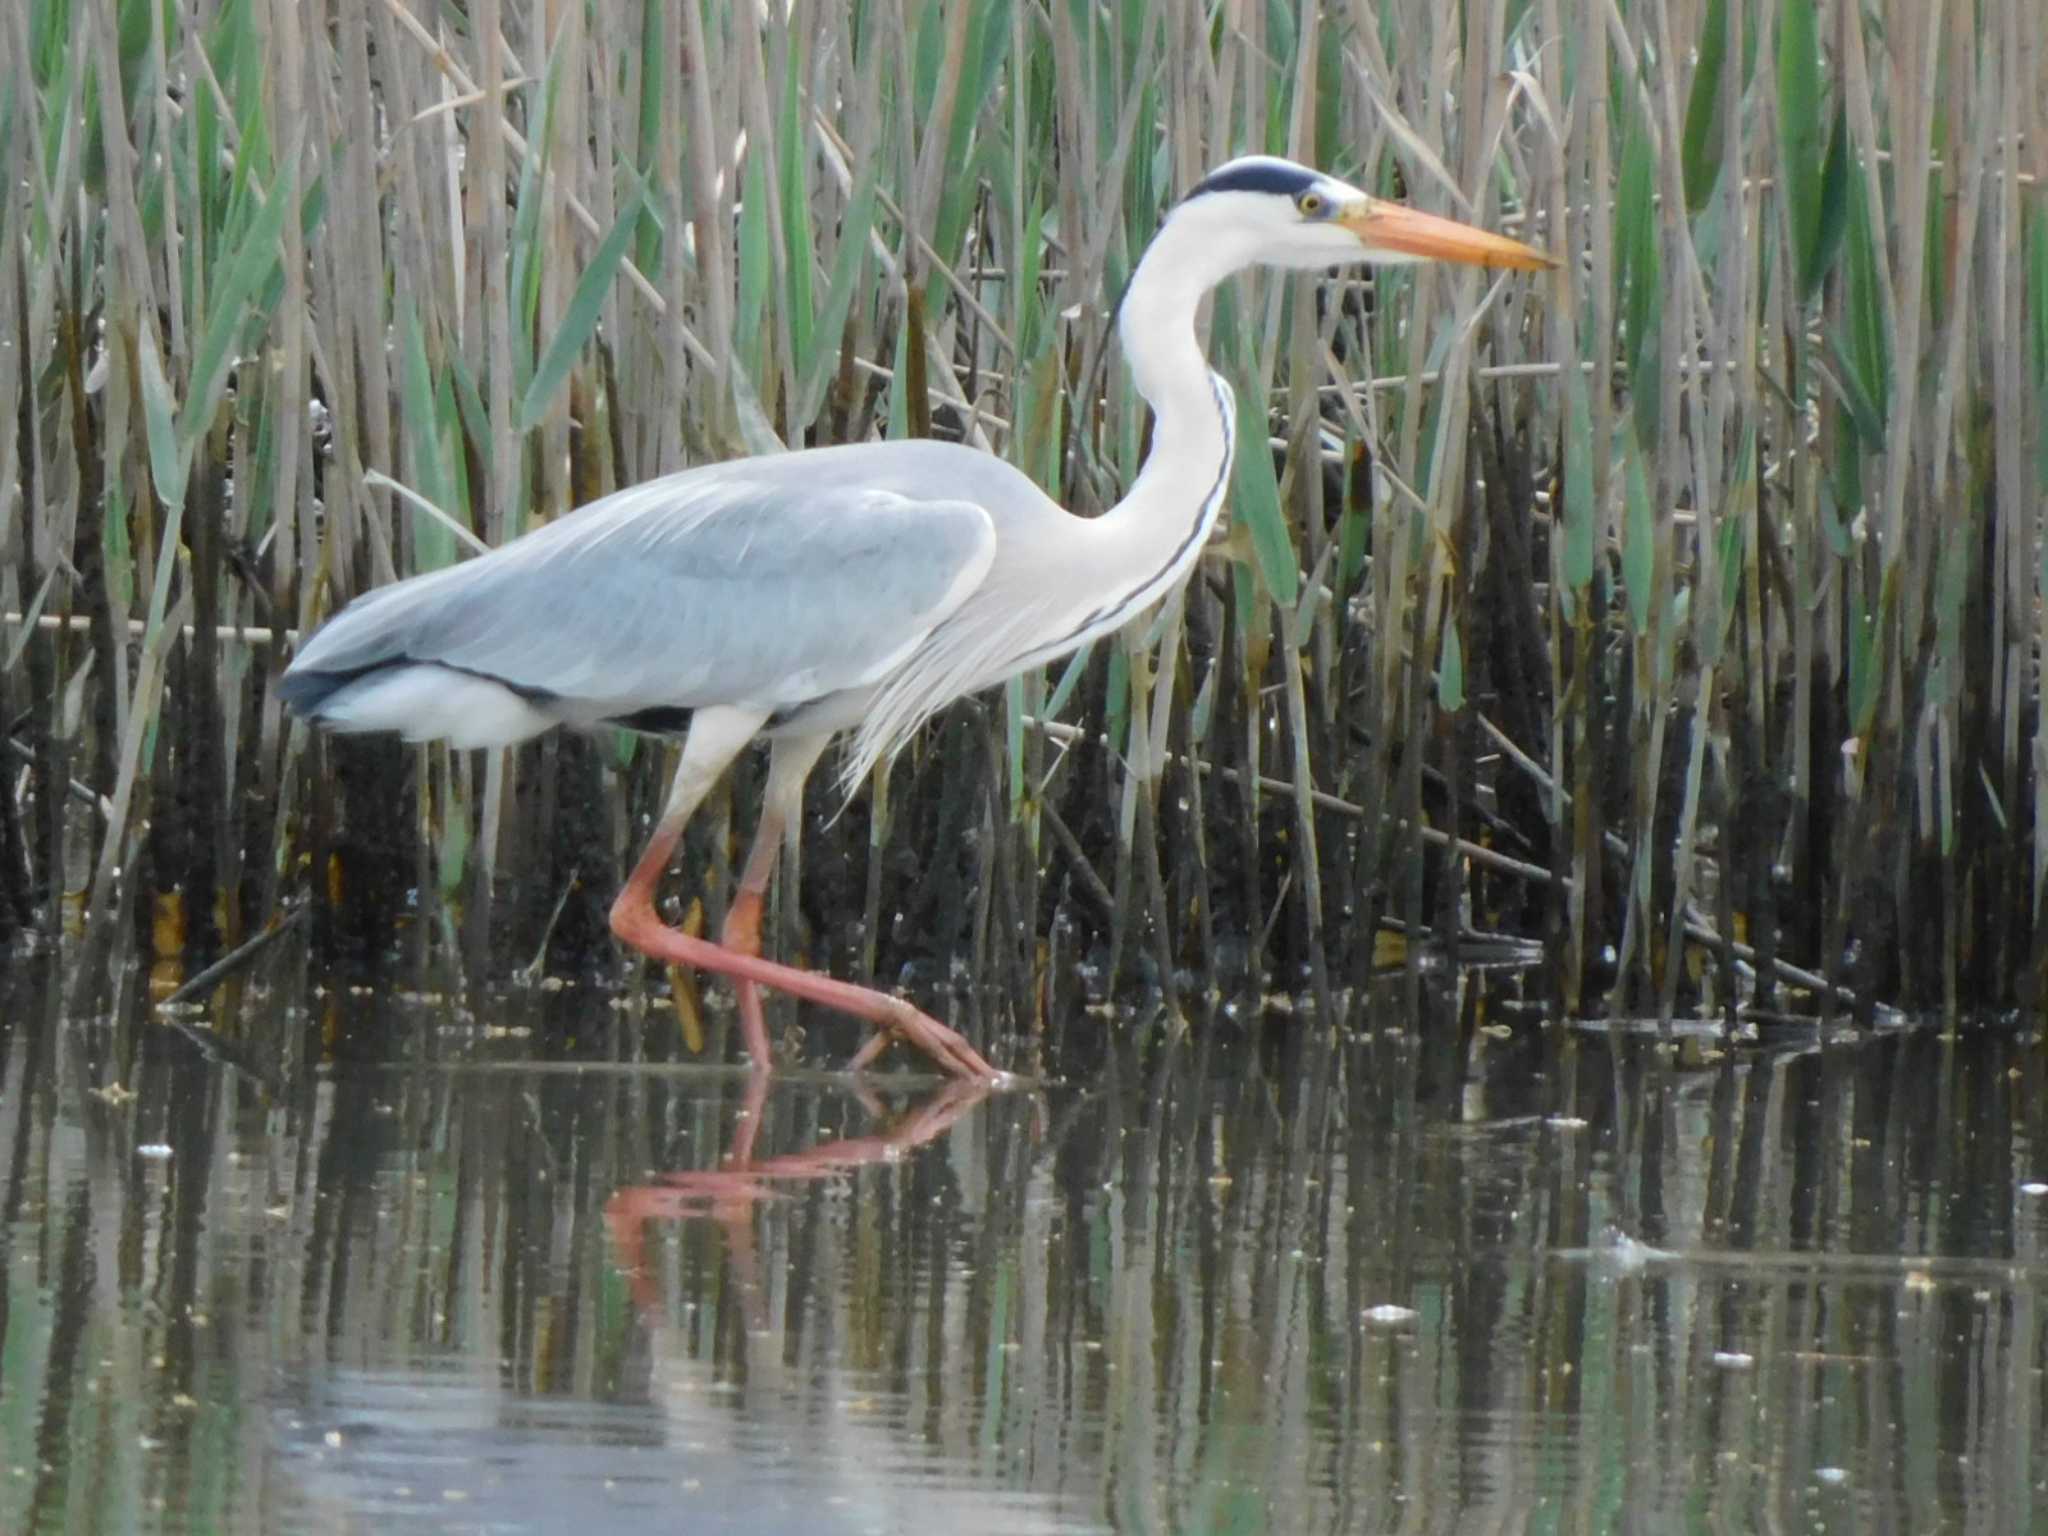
top-left (601, 1079), bottom-right (1096, 1531)
top-left (605, 1073), bottom-right (993, 1326)
top-left (282, 156), bottom-right (1552, 1078)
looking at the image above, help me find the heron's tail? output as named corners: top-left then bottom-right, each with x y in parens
top-left (282, 660), bottom-right (556, 749)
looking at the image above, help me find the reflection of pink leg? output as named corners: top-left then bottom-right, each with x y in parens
top-left (608, 712), bottom-right (999, 1080)
top-left (604, 1077), bottom-right (996, 1313)
top-left (724, 1061), bottom-right (771, 1168)
top-left (718, 886), bottom-right (771, 1072)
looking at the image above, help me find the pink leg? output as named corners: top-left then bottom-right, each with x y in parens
top-left (612, 714), bottom-right (1000, 1081)
top-left (616, 881), bottom-right (998, 1078)
top-left (718, 887), bottom-right (772, 1072)
top-left (719, 734), bottom-right (824, 1070)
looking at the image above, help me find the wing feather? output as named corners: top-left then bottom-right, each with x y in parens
top-left (842, 576), bottom-right (1071, 789)
top-left (288, 464), bottom-right (998, 728)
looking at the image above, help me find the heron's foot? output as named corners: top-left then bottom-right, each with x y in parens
top-left (717, 897), bottom-right (992, 1079)
top-left (845, 996), bottom-right (1001, 1081)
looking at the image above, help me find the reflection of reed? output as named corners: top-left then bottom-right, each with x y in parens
top-left (4, 970), bottom-right (2047, 1532)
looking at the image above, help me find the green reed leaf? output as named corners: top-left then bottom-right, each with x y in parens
top-left (1777, 0), bottom-right (1825, 300)
top-left (795, 164), bottom-right (879, 428)
top-left (1680, 0), bottom-right (1727, 213)
top-left (1621, 426), bottom-right (1655, 635)
top-left (1802, 102), bottom-right (1851, 299)
top-left (1233, 391), bottom-right (1298, 608)
top-left (520, 187), bottom-right (645, 433)
top-left (179, 125), bottom-right (298, 454)
top-left (777, 46), bottom-right (815, 378)
top-left (136, 324), bottom-right (185, 512)
top-left (1437, 614), bottom-right (1464, 711)
top-left (399, 296), bottom-right (455, 573)
top-left (1559, 351), bottom-right (1596, 610)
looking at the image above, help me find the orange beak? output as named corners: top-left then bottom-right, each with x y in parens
top-left (1336, 197), bottom-right (1557, 271)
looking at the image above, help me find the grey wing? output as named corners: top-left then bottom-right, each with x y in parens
top-left (287, 472), bottom-right (998, 725)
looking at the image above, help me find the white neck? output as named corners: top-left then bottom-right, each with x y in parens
top-left (1063, 208), bottom-right (1261, 640)
top-left (842, 197), bottom-right (1281, 785)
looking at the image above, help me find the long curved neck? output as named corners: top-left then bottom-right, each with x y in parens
top-left (1080, 210), bottom-right (1251, 626)
top-left (1119, 221), bottom-right (1235, 461)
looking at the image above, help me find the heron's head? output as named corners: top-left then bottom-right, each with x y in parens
top-left (1175, 156), bottom-right (1555, 273)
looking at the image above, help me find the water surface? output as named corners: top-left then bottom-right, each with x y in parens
top-left (2, 959), bottom-right (2044, 1532)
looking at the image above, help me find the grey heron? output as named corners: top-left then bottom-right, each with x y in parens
top-left (281, 155), bottom-right (1553, 1081)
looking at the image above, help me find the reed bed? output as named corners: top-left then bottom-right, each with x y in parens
top-left (2, 0), bottom-right (2044, 1028)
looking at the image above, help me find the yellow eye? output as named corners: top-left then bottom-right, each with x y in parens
top-left (1299, 191), bottom-right (1325, 217)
